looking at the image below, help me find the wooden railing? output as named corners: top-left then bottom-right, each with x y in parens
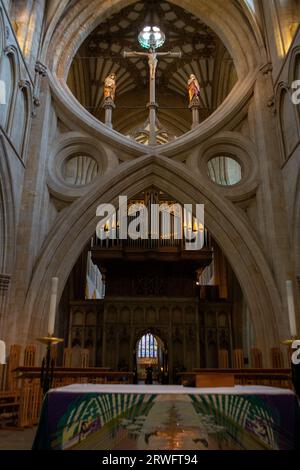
top-left (0, 367), bottom-right (134, 429)
top-left (15, 367), bottom-right (134, 384)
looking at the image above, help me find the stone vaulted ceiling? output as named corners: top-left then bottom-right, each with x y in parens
top-left (67, 0), bottom-right (238, 141)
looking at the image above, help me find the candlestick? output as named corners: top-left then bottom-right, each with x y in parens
top-left (36, 336), bottom-right (63, 395)
top-left (48, 277), bottom-right (58, 336)
top-left (286, 280), bottom-right (297, 337)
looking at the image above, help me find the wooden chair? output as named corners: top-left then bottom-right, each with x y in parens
top-left (7, 345), bottom-right (21, 391)
top-left (63, 348), bottom-right (73, 368)
top-left (0, 391), bottom-right (20, 428)
top-left (20, 344), bottom-right (41, 427)
top-left (271, 347), bottom-right (284, 369)
top-left (81, 349), bottom-right (90, 368)
top-left (250, 348), bottom-right (263, 368)
top-left (218, 349), bottom-right (229, 368)
top-left (23, 345), bottom-right (36, 367)
top-left (63, 347), bottom-right (89, 368)
top-left (233, 349), bottom-right (244, 368)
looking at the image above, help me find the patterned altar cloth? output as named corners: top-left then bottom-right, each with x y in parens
top-left (32, 384), bottom-right (299, 450)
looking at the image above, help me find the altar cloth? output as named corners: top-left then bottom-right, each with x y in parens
top-left (33, 384), bottom-right (299, 451)
top-left (49, 383), bottom-right (296, 395)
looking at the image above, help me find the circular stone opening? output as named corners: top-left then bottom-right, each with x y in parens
top-left (207, 156), bottom-right (242, 186)
top-left (63, 155), bottom-right (99, 186)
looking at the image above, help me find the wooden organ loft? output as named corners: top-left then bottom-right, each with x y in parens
top-left (66, 187), bottom-right (237, 383)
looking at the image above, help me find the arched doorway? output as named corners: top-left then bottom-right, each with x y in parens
top-left (135, 332), bottom-right (167, 384)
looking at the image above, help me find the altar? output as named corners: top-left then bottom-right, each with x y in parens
top-left (32, 384), bottom-right (299, 450)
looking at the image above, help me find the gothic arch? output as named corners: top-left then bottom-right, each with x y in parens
top-left (293, 171), bottom-right (300, 277)
top-left (0, 136), bottom-right (16, 331)
top-left (288, 46), bottom-right (300, 122)
top-left (10, 80), bottom-right (32, 160)
top-left (42, 0), bottom-right (264, 79)
top-left (0, 46), bottom-right (19, 131)
top-left (38, 0), bottom-right (266, 155)
top-left (21, 156), bottom-right (284, 363)
top-left (276, 83), bottom-right (299, 161)
top-left (0, 137), bottom-right (16, 274)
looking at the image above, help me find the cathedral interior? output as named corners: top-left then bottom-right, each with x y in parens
top-left (0, 0), bottom-right (300, 453)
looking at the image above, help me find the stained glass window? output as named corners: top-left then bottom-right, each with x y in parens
top-left (138, 333), bottom-right (158, 358)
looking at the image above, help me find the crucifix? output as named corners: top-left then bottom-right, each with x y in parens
top-left (123, 28), bottom-right (181, 145)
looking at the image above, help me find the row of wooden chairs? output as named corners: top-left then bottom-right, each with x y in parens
top-left (218, 347), bottom-right (286, 369)
top-left (0, 344), bottom-right (91, 428)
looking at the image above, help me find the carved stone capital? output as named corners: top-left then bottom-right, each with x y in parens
top-left (260, 62), bottom-right (273, 75)
top-left (33, 96), bottom-right (41, 107)
top-left (18, 79), bottom-right (29, 90)
top-left (35, 61), bottom-right (47, 77)
top-left (188, 96), bottom-right (201, 109)
top-left (102, 97), bottom-right (116, 109)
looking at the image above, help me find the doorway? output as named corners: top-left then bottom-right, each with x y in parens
top-left (135, 332), bottom-right (167, 384)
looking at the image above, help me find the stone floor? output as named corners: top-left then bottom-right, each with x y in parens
top-left (0, 427), bottom-right (36, 450)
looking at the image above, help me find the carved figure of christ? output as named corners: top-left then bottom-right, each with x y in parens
top-left (123, 48), bottom-right (181, 145)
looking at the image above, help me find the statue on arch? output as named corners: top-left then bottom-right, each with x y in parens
top-left (187, 73), bottom-right (200, 104)
top-left (103, 73), bottom-right (116, 102)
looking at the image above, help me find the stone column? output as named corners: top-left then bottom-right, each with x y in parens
top-left (103, 97), bottom-right (115, 129)
top-left (189, 96), bottom-right (201, 129)
top-left (250, 63), bottom-right (296, 356)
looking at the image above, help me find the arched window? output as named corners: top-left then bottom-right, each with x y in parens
top-left (245, 0), bottom-right (255, 13)
top-left (137, 333), bottom-right (158, 358)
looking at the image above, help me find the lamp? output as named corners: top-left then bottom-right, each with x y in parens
top-left (138, 0), bottom-right (165, 50)
top-left (138, 26), bottom-right (165, 50)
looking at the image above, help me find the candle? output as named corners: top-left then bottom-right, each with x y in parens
top-left (286, 280), bottom-right (297, 337)
top-left (0, 340), bottom-right (6, 365)
top-left (48, 277), bottom-right (59, 336)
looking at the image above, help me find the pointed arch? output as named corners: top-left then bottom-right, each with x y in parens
top-left (19, 156), bottom-right (284, 363)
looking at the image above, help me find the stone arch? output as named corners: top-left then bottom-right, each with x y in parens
top-left (134, 328), bottom-right (168, 354)
top-left (47, 131), bottom-right (118, 200)
top-left (293, 172), bottom-right (300, 278)
top-left (289, 46), bottom-right (300, 122)
top-left (0, 137), bottom-right (16, 332)
top-left (39, 0), bottom-right (266, 153)
top-left (20, 156), bottom-right (285, 363)
top-left (276, 84), bottom-right (299, 161)
top-left (10, 80), bottom-right (32, 159)
top-left (0, 46), bottom-right (20, 131)
top-left (0, 8), bottom-right (4, 57)
top-left (42, 0), bottom-right (263, 79)
top-left (41, 0), bottom-right (266, 153)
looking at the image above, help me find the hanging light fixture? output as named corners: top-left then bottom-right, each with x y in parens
top-left (138, 26), bottom-right (165, 49)
top-left (138, 0), bottom-right (165, 50)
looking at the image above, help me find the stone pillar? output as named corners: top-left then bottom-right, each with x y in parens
top-left (103, 97), bottom-right (115, 129)
top-left (10, 0), bottom-right (46, 72)
top-left (250, 63), bottom-right (296, 357)
top-left (189, 96), bottom-right (200, 129)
